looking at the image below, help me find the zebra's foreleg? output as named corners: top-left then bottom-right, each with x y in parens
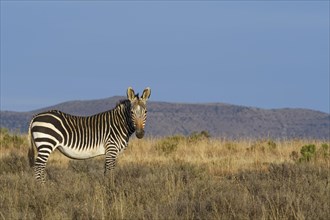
top-left (104, 149), bottom-right (118, 176)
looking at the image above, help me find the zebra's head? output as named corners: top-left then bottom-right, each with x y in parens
top-left (127, 87), bottom-right (151, 139)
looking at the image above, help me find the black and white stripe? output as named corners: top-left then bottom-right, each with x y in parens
top-left (29, 87), bottom-right (151, 182)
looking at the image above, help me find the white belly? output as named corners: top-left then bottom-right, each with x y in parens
top-left (57, 144), bottom-right (106, 159)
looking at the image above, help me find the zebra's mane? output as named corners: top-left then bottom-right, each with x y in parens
top-left (115, 94), bottom-right (139, 108)
top-left (115, 99), bottom-right (131, 109)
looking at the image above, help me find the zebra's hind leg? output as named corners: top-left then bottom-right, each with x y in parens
top-left (34, 147), bottom-right (52, 183)
top-left (34, 162), bottom-right (46, 183)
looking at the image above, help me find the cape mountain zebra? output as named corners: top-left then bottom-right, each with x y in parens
top-left (28, 87), bottom-right (151, 182)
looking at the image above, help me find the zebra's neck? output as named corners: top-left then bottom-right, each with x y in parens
top-left (112, 100), bottom-right (135, 137)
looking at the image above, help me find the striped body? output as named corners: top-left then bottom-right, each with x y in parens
top-left (29, 87), bottom-right (151, 182)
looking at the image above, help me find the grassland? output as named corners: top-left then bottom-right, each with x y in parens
top-left (0, 129), bottom-right (329, 219)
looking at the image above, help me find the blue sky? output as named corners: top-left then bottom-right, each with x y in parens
top-left (1, 1), bottom-right (329, 113)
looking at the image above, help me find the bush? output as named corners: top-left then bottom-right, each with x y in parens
top-left (246, 139), bottom-right (277, 154)
top-left (188, 130), bottom-right (210, 143)
top-left (299, 144), bottom-right (316, 162)
top-left (155, 135), bottom-right (184, 155)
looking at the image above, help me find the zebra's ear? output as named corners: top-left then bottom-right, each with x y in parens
top-left (127, 87), bottom-right (136, 101)
top-left (141, 87), bottom-right (151, 101)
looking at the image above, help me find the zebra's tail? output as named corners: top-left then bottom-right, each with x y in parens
top-left (28, 118), bottom-right (35, 167)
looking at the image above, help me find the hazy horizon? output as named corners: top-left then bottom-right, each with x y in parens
top-left (1, 95), bottom-right (329, 114)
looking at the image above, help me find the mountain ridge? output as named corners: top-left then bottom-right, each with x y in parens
top-left (1, 96), bottom-right (329, 139)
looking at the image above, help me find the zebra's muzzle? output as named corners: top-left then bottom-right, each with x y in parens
top-left (135, 129), bottom-right (145, 139)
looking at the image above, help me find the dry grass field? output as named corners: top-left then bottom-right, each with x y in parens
top-left (0, 129), bottom-right (329, 219)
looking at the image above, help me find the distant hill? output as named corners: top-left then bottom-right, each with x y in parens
top-left (1, 96), bottom-right (329, 139)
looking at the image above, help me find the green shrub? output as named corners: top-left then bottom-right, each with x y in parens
top-left (188, 130), bottom-right (210, 143)
top-left (155, 135), bottom-right (184, 155)
top-left (299, 144), bottom-right (316, 162)
top-left (248, 139), bottom-right (277, 153)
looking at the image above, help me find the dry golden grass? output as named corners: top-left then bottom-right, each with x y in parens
top-left (119, 137), bottom-right (328, 175)
top-left (0, 130), bottom-right (329, 219)
top-left (46, 137), bottom-right (329, 171)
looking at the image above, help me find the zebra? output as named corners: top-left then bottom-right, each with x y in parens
top-left (28, 87), bottom-right (151, 182)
